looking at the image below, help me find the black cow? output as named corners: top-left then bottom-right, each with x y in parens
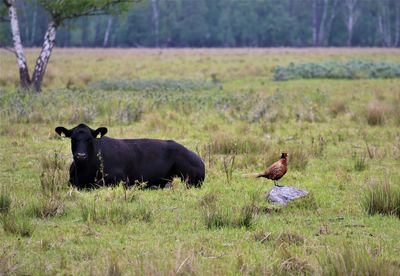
top-left (55, 124), bottom-right (205, 189)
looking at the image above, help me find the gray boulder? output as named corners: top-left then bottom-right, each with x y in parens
top-left (266, 185), bottom-right (308, 205)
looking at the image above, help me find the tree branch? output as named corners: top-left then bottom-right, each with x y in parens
top-left (57, 0), bottom-right (137, 22)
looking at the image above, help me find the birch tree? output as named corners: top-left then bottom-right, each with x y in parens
top-left (312, 0), bottom-right (339, 46)
top-left (344, 0), bottom-right (359, 47)
top-left (3, 0), bottom-right (138, 92)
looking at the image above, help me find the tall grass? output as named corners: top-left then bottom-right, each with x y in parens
top-left (0, 192), bottom-right (11, 215)
top-left (363, 179), bottom-right (400, 218)
top-left (40, 150), bottom-right (69, 198)
top-left (366, 101), bottom-right (388, 126)
top-left (318, 244), bottom-right (398, 275)
top-left (1, 211), bottom-right (34, 237)
top-left (199, 193), bottom-right (257, 229)
top-left (80, 199), bottom-right (152, 225)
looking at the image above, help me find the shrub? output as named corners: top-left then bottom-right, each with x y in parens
top-left (273, 60), bottom-right (400, 81)
top-left (363, 179), bottom-right (400, 218)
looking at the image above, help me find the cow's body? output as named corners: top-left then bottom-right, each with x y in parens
top-left (56, 124), bottom-right (205, 189)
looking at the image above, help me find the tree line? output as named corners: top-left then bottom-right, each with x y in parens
top-left (1, 0), bottom-right (400, 48)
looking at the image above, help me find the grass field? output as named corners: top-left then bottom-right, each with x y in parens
top-left (1, 48), bottom-right (400, 275)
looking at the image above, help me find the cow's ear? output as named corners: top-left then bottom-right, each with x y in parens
top-left (55, 126), bottom-right (72, 138)
top-left (92, 127), bottom-right (107, 138)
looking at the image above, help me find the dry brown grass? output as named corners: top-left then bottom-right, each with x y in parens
top-left (366, 100), bottom-right (389, 126)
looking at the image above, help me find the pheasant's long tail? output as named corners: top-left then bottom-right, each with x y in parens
top-left (242, 172), bottom-right (265, 178)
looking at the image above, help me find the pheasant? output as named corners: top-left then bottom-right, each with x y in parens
top-left (244, 153), bottom-right (288, 186)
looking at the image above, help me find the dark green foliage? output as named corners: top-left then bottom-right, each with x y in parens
top-left (274, 60), bottom-right (400, 81)
top-left (3, 0), bottom-right (400, 47)
top-left (89, 79), bottom-right (216, 92)
top-left (363, 179), bottom-right (400, 218)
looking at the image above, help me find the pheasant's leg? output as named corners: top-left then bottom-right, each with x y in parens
top-left (275, 181), bottom-right (283, 187)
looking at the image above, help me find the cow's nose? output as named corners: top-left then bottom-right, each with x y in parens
top-left (75, 153), bottom-right (87, 160)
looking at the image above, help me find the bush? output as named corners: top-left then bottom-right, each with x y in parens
top-left (363, 179), bottom-right (400, 218)
top-left (273, 60), bottom-right (400, 81)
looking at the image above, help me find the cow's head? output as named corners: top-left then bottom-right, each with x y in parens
top-left (55, 124), bottom-right (107, 162)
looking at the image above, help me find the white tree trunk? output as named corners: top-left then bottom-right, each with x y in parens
top-left (378, 1), bottom-right (393, 47)
top-left (31, 21), bottom-right (57, 92)
top-left (5, 0), bottom-right (31, 89)
top-left (395, 1), bottom-right (400, 46)
top-left (312, 0), bottom-right (318, 46)
top-left (151, 0), bottom-right (159, 47)
top-left (103, 16), bottom-right (113, 47)
top-left (345, 0), bottom-right (359, 47)
top-left (319, 0), bottom-right (328, 46)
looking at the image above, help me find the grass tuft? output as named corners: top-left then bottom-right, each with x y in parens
top-left (318, 244), bottom-right (399, 275)
top-left (26, 198), bottom-right (66, 219)
top-left (199, 193), bottom-right (257, 229)
top-left (353, 154), bottom-right (367, 172)
top-left (40, 150), bottom-right (69, 198)
top-left (363, 179), bottom-right (400, 218)
top-left (1, 212), bottom-right (34, 237)
top-left (80, 199), bottom-right (152, 225)
top-left (0, 192), bottom-right (11, 215)
top-left (287, 146), bottom-right (309, 171)
top-left (366, 101), bottom-right (387, 126)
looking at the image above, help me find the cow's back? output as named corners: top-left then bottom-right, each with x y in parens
top-left (86, 137), bottom-right (204, 187)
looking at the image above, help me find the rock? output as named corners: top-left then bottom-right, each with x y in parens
top-left (266, 185), bottom-right (308, 205)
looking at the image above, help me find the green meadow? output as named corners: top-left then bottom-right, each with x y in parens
top-left (1, 48), bottom-right (400, 274)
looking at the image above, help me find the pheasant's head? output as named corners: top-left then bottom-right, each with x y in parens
top-left (281, 152), bottom-right (288, 160)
